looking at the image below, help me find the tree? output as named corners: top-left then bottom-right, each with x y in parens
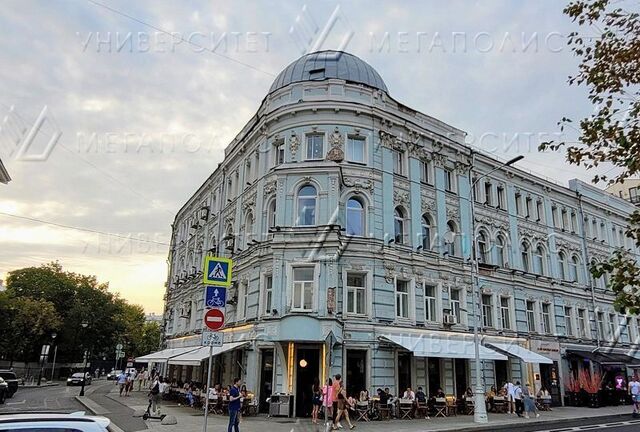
top-left (133, 321), bottom-right (161, 357)
top-left (540, 0), bottom-right (640, 313)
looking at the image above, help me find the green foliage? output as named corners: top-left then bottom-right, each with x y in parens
top-left (541, 0), bottom-right (640, 313)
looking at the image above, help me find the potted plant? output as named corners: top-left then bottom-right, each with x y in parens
top-left (579, 369), bottom-right (603, 408)
top-left (564, 375), bottom-right (580, 406)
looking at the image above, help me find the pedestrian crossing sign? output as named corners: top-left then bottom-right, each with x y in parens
top-left (203, 256), bottom-right (233, 286)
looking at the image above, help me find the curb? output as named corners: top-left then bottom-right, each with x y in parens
top-left (433, 412), bottom-right (632, 432)
top-left (75, 395), bottom-right (126, 432)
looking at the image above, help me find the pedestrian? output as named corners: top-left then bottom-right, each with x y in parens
top-left (504, 380), bottom-right (516, 414)
top-left (227, 377), bottom-right (242, 432)
top-left (117, 370), bottom-right (127, 397)
top-left (514, 381), bottom-right (524, 417)
top-left (522, 383), bottom-right (539, 419)
top-left (322, 378), bottom-right (334, 427)
top-left (333, 382), bottom-right (355, 430)
top-left (125, 372), bottom-right (135, 396)
top-left (332, 374), bottom-right (342, 425)
top-left (311, 377), bottom-right (322, 425)
top-left (149, 375), bottom-right (161, 414)
top-left (629, 375), bottom-right (640, 418)
top-left (137, 368), bottom-right (145, 391)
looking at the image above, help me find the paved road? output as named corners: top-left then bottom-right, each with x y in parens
top-left (86, 381), bottom-right (147, 432)
top-left (0, 382), bottom-right (88, 412)
top-left (464, 413), bottom-right (640, 432)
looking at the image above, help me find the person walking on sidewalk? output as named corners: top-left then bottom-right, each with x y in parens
top-left (322, 378), bottom-right (334, 428)
top-left (629, 375), bottom-right (640, 418)
top-left (117, 371), bottom-right (127, 397)
top-left (522, 383), bottom-right (539, 419)
top-left (514, 381), bottom-right (524, 417)
top-left (504, 380), bottom-right (515, 414)
top-left (148, 376), bottom-right (161, 414)
top-left (136, 368), bottom-right (145, 391)
top-left (227, 377), bottom-right (242, 432)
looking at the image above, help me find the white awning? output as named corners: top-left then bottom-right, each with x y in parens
top-left (486, 342), bottom-right (553, 364)
top-left (380, 334), bottom-right (507, 361)
top-left (135, 347), bottom-right (199, 364)
top-left (168, 341), bottom-right (250, 366)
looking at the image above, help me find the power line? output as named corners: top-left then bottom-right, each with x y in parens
top-left (0, 211), bottom-right (170, 246)
top-left (84, 0), bottom-right (276, 77)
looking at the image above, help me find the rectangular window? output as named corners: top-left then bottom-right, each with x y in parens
top-left (525, 197), bottom-right (532, 218)
top-left (484, 182), bottom-right (493, 206)
top-left (450, 288), bottom-right (461, 323)
top-left (392, 149), bottom-right (405, 176)
top-left (541, 303), bottom-right (552, 334)
top-left (526, 301), bottom-right (536, 333)
top-left (421, 160), bottom-right (433, 184)
top-left (561, 209), bottom-right (569, 230)
top-left (609, 313), bottom-right (617, 339)
top-left (346, 273), bottom-right (366, 316)
top-left (346, 136), bottom-right (365, 164)
top-left (263, 275), bottom-right (273, 316)
top-left (564, 306), bottom-right (573, 337)
top-left (597, 312), bottom-right (605, 339)
top-left (444, 169), bottom-right (456, 193)
top-left (571, 212), bottom-right (578, 233)
top-left (424, 284), bottom-right (437, 322)
top-left (305, 133), bottom-right (324, 160)
top-left (497, 186), bottom-right (505, 210)
top-left (536, 201), bottom-right (544, 222)
top-left (552, 206), bottom-right (559, 227)
top-left (292, 267), bottom-right (315, 311)
top-left (515, 193), bottom-right (522, 215)
top-left (238, 282), bottom-right (248, 320)
top-left (273, 139), bottom-right (285, 166)
top-left (482, 294), bottom-right (493, 327)
top-left (499, 297), bottom-right (511, 329)
top-left (577, 309), bottom-right (587, 339)
top-left (395, 279), bottom-right (409, 319)
top-left (592, 219), bottom-right (598, 239)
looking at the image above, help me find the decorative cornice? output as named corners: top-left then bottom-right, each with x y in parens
top-left (394, 190), bottom-right (410, 207)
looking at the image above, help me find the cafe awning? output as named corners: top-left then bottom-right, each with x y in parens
top-left (485, 342), bottom-right (553, 364)
top-left (135, 347), bottom-right (199, 364)
top-left (167, 341), bottom-right (250, 366)
top-left (566, 346), bottom-right (637, 364)
top-left (380, 333), bottom-right (507, 361)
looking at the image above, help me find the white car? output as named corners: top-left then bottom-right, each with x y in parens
top-left (0, 412), bottom-right (110, 431)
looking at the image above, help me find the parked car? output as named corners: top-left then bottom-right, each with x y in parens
top-left (0, 377), bottom-right (8, 404)
top-left (0, 412), bottom-right (109, 431)
top-left (66, 372), bottom-right (92, 386)
top-left (106, 370), bottom-right (122, 381)
top-left (0, 370), bottom-right (18, 398)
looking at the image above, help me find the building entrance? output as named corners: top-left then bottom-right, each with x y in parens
top-left (295, 347), bottom-right (320, 417)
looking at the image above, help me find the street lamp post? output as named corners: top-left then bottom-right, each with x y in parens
top-left (470, 154), bottom-right (524, 424)
top-left (50, 333), bottom-right (58, 382)
top-left (79, 321), bottom-right (89, 397)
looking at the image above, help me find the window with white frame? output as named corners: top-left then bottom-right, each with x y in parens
top-left (444, 168), bottom-right (456, 193)
top-left (449, 287), bottom-right (462, 323)
top-left (515, 193), bottom-right (523, 215)
top-left (297, 185), bottom-right (317, 226)
top-left (477, 231), bottom-right (489, 264)
top-left (421, 214), bottom-right (432, 251)
top-left (558, 252), bottom-right (567, 280)
top-left (536, 200), bottom-right (544, 222)
top-left (421, 160), bottom-right (433, 184)
top-left (569, 256), bottom-right (579, 282)
top-left (346, 273), bottom-right (367, 316)
top-left (497, 186), bottom-right (506, 210)
top-left (525, 197), bottom-right (533, 218)
top-left (292, 266), bottom-right (315, 311)
top-left (267, 199), bottom-right (277, 230)
top-left (564, 306), bottom-right (574, 337)
top-left (424, 284), bottom-right (437, 322)
top-left (561, 209), bottom-right (569, 230)
top-left (482, 294), bottom-right (494, 327)
top-left (263, 275), bottom-right (273, 316)
top-left (541, 303), bottom-right (552, 334)
top-left (609, 313), bottom-right (617, 339)
top-left (597, 311), bottom-right (606, 339)
top-left (394, 207), bottom-right (407, 244)
top-left (306, 133), bottom-right (324, 160)
top-left (392, 149), bottom-right (405, 176)
top-left (346, 136), bottom-right (366, 164)
top-left (346, 197), bottom-right (365, 236)
top-left (244, 212), bottom-right (254, 247)
top-left (521, 241), bottom-right (531, 272)
top-left (552, 206), bottom-right (559, 227)
top-left (238, 281), bottom-right (248, 320)
top-left (273, 139), bottom-right (285, 166)
top-left (445, 221), bottom-right (458, 256)
top-left (534, 245), bottom-right (546, 275)
top-left (495, 235), bottom-right (507, 267)
top-left (395, 279), bottom-right (410, 319)
top-left (571, 212), bottom-right (578, 233)
top-left (592, 219), bottom-right (598, 239)
top-left (526, 301), bottom-right (536, 332)
top-left (484, 182), bottom-right (493, 206)
top-left (577, 308), bottom-right (588, 339)
top-left (499, 297), bottom-right (512, 329)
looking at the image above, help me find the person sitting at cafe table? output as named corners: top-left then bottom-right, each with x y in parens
top-left (403, 387), bottom-right (416, 401)
top-left (486, 386), bottom-right (497, 411)
top-left (359, 390), bottom-right (369, 402)
top-left (434, 388), bottom-right (445, 398)
top-left (415, 387), bottom-right (427, 403)
top-left (384, 388), bottom-right (398, 418)
top-left (463, 387), bottom-right (473, 400)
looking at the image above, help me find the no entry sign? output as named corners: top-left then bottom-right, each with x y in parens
top-left (204, 308), bottom-right (225, 331)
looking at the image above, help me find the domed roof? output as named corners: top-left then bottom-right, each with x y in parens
top-left (269, 50), bottom-right (388, 94)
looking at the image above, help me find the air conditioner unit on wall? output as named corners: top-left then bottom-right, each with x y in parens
top-left (444, 314), bottom-right (456, 325)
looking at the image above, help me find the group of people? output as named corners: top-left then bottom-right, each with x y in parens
top-left (114, 368), bottom-right (154, 396)
top-left (497, 380), bottom-right (542, 419)
top-left (312, 374), bottom-right (356, 430)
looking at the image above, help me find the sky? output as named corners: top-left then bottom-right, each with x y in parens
top-left (0, 0), bottom-right (614, 313)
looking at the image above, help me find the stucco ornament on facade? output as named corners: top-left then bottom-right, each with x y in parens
top-left (264, 180), bottom-right (277, 196)
top-left (289, 133), bottom-right (300, 157)
top-left (393, 190), bottom-right (410, 207)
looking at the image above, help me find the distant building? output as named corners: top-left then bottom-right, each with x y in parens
top-left (606, 178), bottom-right (640, 206)
top-left (0, 280), bottom-right (5, 292)
top-left (0, 158), bottom-right (10, 184)
top-left (145, 313), bottom-right (163, 323)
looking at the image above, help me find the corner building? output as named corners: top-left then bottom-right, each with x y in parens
top-left (157, 51), bottom-right (640, 416)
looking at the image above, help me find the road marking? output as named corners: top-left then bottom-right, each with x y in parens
top-left (5, 400), bottom-right (26, 405)
top-left (542, 419), bottom-right (640, 432)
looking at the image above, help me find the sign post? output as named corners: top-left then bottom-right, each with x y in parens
top-left (202, 256), bottom-right (232, 432)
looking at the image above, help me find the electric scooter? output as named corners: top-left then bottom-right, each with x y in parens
top-left (142, 398), bottom-right (167, 421)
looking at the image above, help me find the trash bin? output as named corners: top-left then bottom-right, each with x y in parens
top-left (269, 393), bottom-right (294, 417)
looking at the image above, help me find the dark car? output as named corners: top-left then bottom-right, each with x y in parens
top-left (0, 377), bottom-right (8, 404)
top-left (0, 371), bottom-right (18, 398)
top-left (106, 370), bottom-right (122, 381)
top-left (67, 372), bottom-right (92, 386)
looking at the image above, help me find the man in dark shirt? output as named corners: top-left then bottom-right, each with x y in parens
top-left (378, 388), bottom-right (389, 405)
top-left (416, 387), bottom-right (427, 403)
top-left (228, 377), bottom-right (242, 432)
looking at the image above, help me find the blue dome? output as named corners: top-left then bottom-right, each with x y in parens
top-left (269, 51), bottom-right (388, 94)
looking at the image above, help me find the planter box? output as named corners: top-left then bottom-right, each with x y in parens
top-left (587, 392), bottom-right (600, 408)
top-left (564, 392), bottom-right (578, 406)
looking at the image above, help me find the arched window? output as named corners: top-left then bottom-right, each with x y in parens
top-left (521, 241), bottom-right (531, 272)
top-left (421, 214), bottom-right (432, 251)
top-left (534, 245), bottom-right (547, 275)
top-left (445, 221), bottom-right (458, 256)
top-left (346, 197), bottom-right (365, 236)
top-left (394, 207), bottom-right (406, 244)
top-left (558, 251), bottom-right (567, 280)
top-left (244, 212), bottom-right (254, 246)
top-left (297, 185), bottom-right (317, 226)
top-left (267, 199), bottom-right (277, 230)
top-left (570, 255), bottom-right (579, 282)
top-left (477, 231), bottom-right (489, 264)
top-left (495, 235), bottom-right (506, 267)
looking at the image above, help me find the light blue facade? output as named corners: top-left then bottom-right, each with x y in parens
top-left (161, 51), bottom-right (640, 413)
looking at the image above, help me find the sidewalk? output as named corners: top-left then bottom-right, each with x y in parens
top-left (76, 380), bottom-right (147, 432)
top-left (82, 387), bottom-right (637, 432)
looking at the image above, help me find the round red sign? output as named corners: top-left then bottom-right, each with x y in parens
top-left (204, 308), bottom-right (225, 331)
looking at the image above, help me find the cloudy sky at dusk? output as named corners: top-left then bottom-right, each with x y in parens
top-left (0, 0), bottom-right (614, 313)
